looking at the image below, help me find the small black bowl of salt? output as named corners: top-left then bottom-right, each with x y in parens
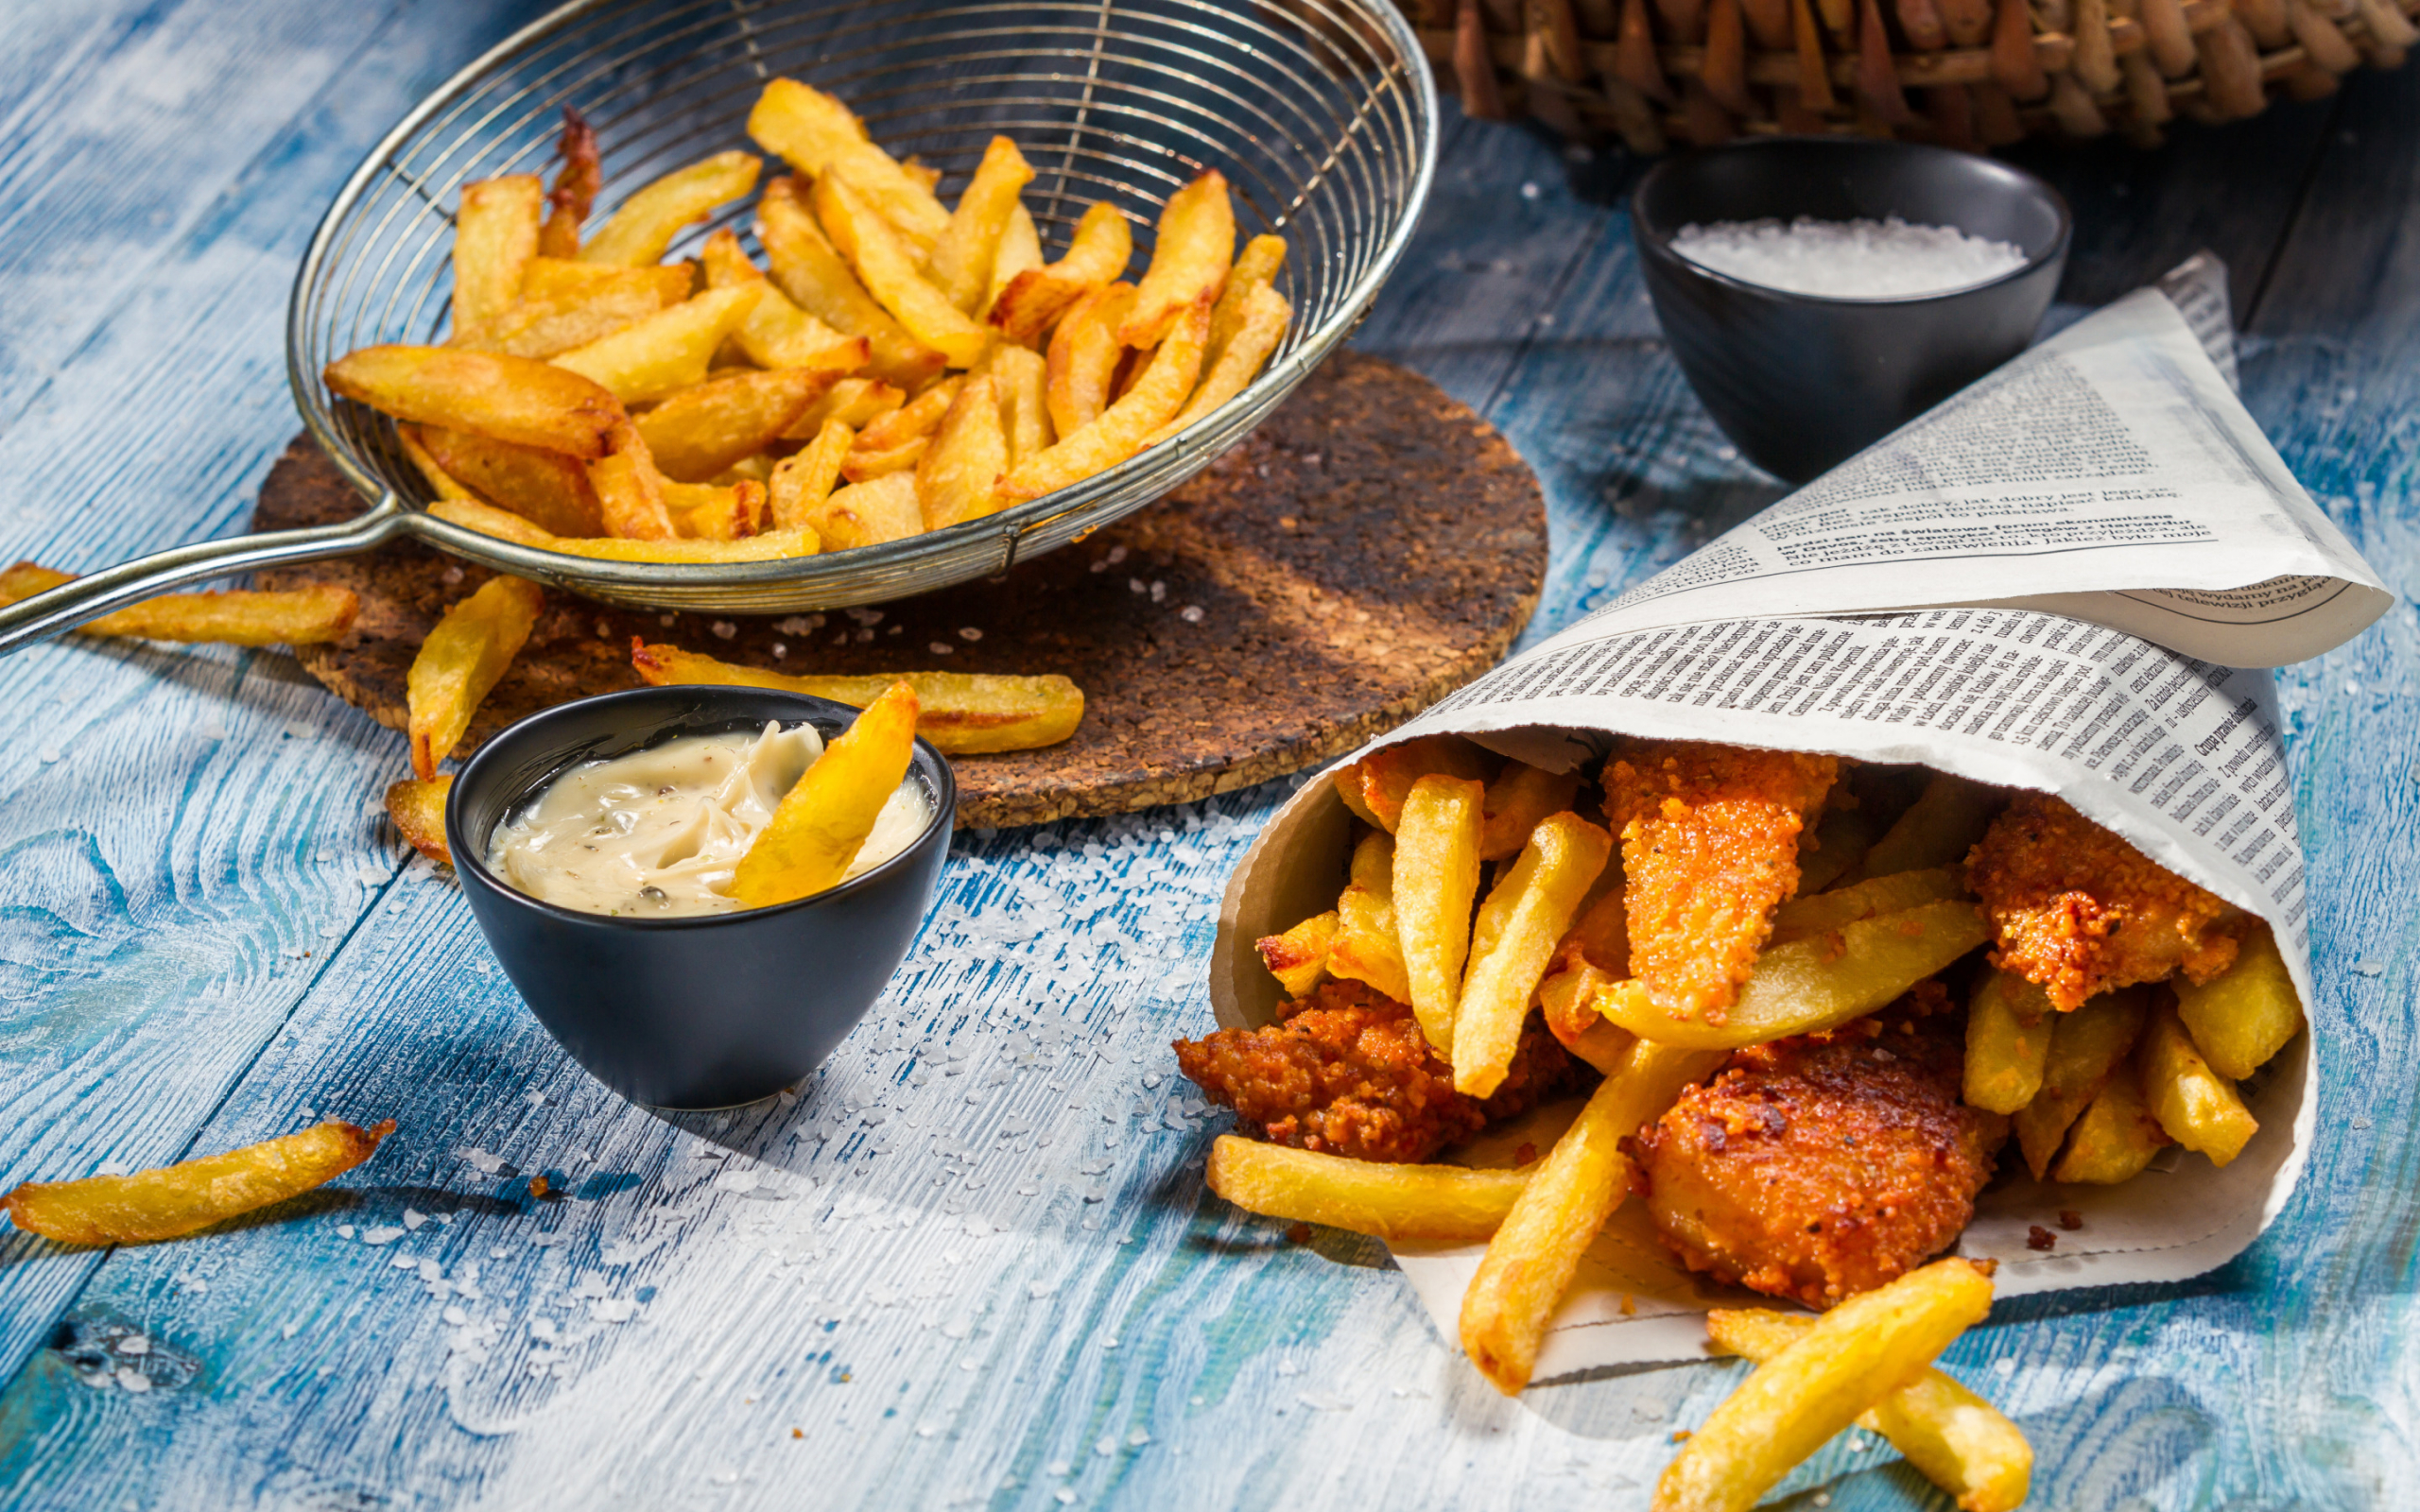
top-left (1632, 138), bottom-right (2070, 484)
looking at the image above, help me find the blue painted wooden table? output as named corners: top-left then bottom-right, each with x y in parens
top-left (1, 5), bottom-right (2413, 1506)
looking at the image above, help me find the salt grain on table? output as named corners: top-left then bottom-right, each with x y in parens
top-left (1671, 215), bottom-right (2028, 299)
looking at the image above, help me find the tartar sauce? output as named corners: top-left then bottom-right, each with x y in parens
top-left (485, 721), bottom-right (929, 918)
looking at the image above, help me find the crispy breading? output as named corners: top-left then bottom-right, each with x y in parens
top-left (1601, 739), bottom-right (1839, 1023)
top-left (1966, 793), bottom-right (2247, 1011)
top-left (1630, 982), bottom-right (2005, 1309)
top-left (1173, 981), bottom-right (1574, 1164)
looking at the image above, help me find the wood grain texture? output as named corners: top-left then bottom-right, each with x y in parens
top-left (0, 6), bottom-right (2413, 1506)
top-left (250, 353), bottom-right (1548, 829)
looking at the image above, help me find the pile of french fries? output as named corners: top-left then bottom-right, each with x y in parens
top-left (330, 81), bottom-right (1290, 565)
top-left (1210, 738), bottom-right (2309, 1511)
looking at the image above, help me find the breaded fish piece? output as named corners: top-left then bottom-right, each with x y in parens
top-left (1173, 981), bottom-right (1573, 1164)
top-left (1966, 793), bottom-right (2247, 1012)
top-left (1630, 982), bottom-right (2004, 1310)
top-left (1602, 739), bottom-right (1839, 1023)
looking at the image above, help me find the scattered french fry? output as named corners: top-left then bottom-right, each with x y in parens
top-left (407, 575), bottom-right (544, 780)
top-left (988, 201), bottom-right (1134, 345)
top-left (0, 563), bottom-right (358, 646)
top-left (1206, 1135), bottom-right (1533, 1242)
top-left (325, 345), bottom-right (624, 459)
top-left (631, 641), bottom-right (1084, 754)
top-left (1256, 910), bottom-right (1339, 997)
top-left (927, 136), bottom-right (1036, 312)
top-left (733, 680), bottom-right (921, 906)
top-left (549, 285), bottom-right (762, 404)
top-left (2014, 987), bottom-right (2151, 1180)
top-left (2141, 999), bottom-right (2259, 1165)
top-left (1120, 170), bottom-right (1236, 346)
top-left (917, 373), bottom-right (1011, 529)
top-left (1455, 813), bottom-right (1612, 1096)
top-left (995, 298), bottom-right (1209, 503)
top-left (386, 774), bottom-right (454, 865)
top-left (451, 176), bottom-right (544, 344)
top-left (3, 1120), bottom-right (398, 1246)
top-left (634, 366), bottom-right (837, 481)
top-left (1964, 968), bottom-right (2056, 1115)
top-left (1393, 772), bottom-right (1487, 1053)
top-left (2172, 922), bottom-right (2302, 1080)
top-left (577, 150), bottom-right (760, 266)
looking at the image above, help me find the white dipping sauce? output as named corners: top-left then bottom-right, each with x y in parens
top-left (1671, 215), bottom-right (2029, 299)
top-left (485, 721), bottom-right (929, 918)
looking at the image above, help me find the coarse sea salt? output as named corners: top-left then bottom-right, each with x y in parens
top-left (1671, 215), bottom-right (2028, 299)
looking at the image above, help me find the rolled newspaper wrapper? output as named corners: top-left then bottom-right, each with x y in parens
top-left (1210, 254), bottom-right (2389, 1374)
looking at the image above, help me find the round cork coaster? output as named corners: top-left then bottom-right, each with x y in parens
top-left (254, 351), bottom-right (1547, 829)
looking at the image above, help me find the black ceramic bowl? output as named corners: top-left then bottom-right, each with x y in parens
top-left (445, 685), bottom-right (954, 1109)
top-left (1633, 138), bottom-right (2071, 484)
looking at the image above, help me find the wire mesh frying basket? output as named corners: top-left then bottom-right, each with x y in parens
top-left (285, 0), bottom-right (1437, 613)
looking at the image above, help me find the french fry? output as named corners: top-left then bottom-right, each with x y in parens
top-left (1456, 813), bottom-right (1612, 1096)
top-left (668, 478), bottom-right (766, 541)
top-left (841, 436), bottom-right (929, 483)
top-left (856, 373), bottom-right (963, 451)
top-left (398, 424), bottom-right (481, 503)
top-left (1328, 832), bottom-right (1411, 1004)
top-left (733, 680), bottom-right (921, 906)
top-left (2172, 922), bottom-right (2302, 1079)
top-left (416, 423), bottom-right (606, 535)
top-left (549, 285), bottom-right (763, 404)
top-left (747, 78), bottom-right (953, 254)
top-left (1537, 957), bottom-right (1637, 1074)
top-left (1146, 282), bottom-right (1289, 444)
top-left (1478, 762), bottom-right (1583, 862)
top-left (917, 373), bottom-right (1011, 529)
top-left (537, 107), bottom-right (600, 259)
top-left (1768, 866), bottom-right (1966, 945)
top-left (587, 421), bottom-right (678, 540)
top-left (1593, 901), bottom-right (1989, 1051)
top-left (0, 563), bottom-right (359, 645)
top-left (1963, 968), bottom-right (2056, 1115)
top-left (632, 641), bottom-right (1084, 753)
top-left (1206, 1134), bottom-right (1532, 1242)
top-left (1046, 283), bottom-right (1138, 438)
top-left (1255, 911), bottom-right (1339, 998)
top-left (577, 150), bottom-right (761, 266)
top-left (635, 366), bottom-right (838, 481)
top-left (928, 136), bottom-right (1036, 312)
top-left (1339, 734), bottom-right (1496, 832)
top-left (1793, 799), bottom-right (1884, 895)
top-left (1208, 232), bottom-right (1286, 359)
top-left (3, 1120), bottom-right (397, 1246)
top-left (429, 497), bottom-right (820, 562)
top-left (1462, 1039), bottom-right (1727, 1393)
top-left (1120, 171), bottom-right (1236, 346)
top-left (475, 259), bottom-right (690, 359)
top-left (2014, 987), bottom-right (2150, 1180)
top-left (803, 472), bottom-right (925, 550)
top-left (787, 375), bottom-right (905, 439)
top-left (981, 343), bottom-right (1052, 463)
top-left (2048, 1047), bottom-right (2170, 1183)
top-left (325, 345), bottom-right (624, 459)
top-left (758, 178), bottom-right (947, 389)
top-left (1706, 1309), bottom-right (2032, 1512)
top-left (1393, 772), bottom-right (1487, 1052)
top-left (451, 176), bottom-right (544, 344)
top-left (1839, 772), bottom-right (2004, 884)
top-left (2140, 1000), bottom-right (2258, 1165)
top-left (699, 227), bottom-right (865, 375)
top-left (983, 202), bottom-right (1045, 319)
top-left (988, 201), bottom-right (1134, 345)
top-left (812, 174), bottom-right (993, 368)
top-left (407, 574), bottom-right (544, 780)
top-left (1656, 1260), bottom-right (1998, 1511)
top-left (769, 420), bottom-right (853, 530)
top-left (994, 298), bottom-right (1208, 503)
top-left (386, 774), bottom-right (454, 865)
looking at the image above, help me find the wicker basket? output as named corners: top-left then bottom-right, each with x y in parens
top-left (1402, 0), bottom-right (2419, 151)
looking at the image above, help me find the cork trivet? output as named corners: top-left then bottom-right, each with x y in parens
top-left (255, 351), bottom-right (1547, 829)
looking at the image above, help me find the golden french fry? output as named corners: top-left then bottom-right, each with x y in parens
top-left (734, 680), bottom-right (921, 906)
top-left (786, 375), bottom-right (905, 439)
top-left (2048, 1048), bottom-right (2170, 1183)
top-left (1462, 1039), bottom-right (1727, 1393)
top-left (812, 174), bottom-right (992, 368)
top-left (1596, 900), bottom-right (1988, 1051)
top-left (1340, 734), bottom-right (1496, 832)
top-left (2142, 1000), bottom-right (2258, 1165)
top-left (758, 178), bottom-right (947, 390)
top-left (769, 420), bottom-right (853, 530)
top-left (451, 175), bottom-right (543, 343)
top-left (1477, 763), bottom-right (1583, 862)
top-left (2014, 987), bottom-right (2151, 1180)
top-left (475, 259), bottom-right (690, 359)
top-left (549, 285), bottom-right (762, 404)
top-left (917, 373), bottom-right (1010, 529)
top-left (407, 575), bottom-right (544, 780)
top-left (1393, 772), bottom-right (1486, 1052)
top-left (586, 421), bottom-right (678, 540)
top-left (1255, 910), bottom-right (1339, 998)
top-left (1794, 799), bottom-right (1884, 895)
top-left (983, 343), bottom-right (1052, 462)
top-left (398, 424), bottom-right (480, 504)
top-left (983, 201), bottom-right (1045, 319)
top-left (1208, 232), bottom-right (1286, 362)
top-left (415, 424), bottom-right (606, 536)
top-left (1657, 1260), bottom-right (1999, 1512)
top-left (1707, 1310), bottom-right (2033, 1512)
top-left (699, 227), bottom-right (861, 370)
top-left (1839, 772), bottom-right (2004, 884)
top-left (386, 774), bottom-right (454, 865)
top-left (636, 367), bottom-right (838, 482)
top-left (804, 471), bottom-right (924, 550)
top-left (1964, 968), bottom-right (2056, 1115)
top-left (994, 298), bottom-right (1207, 502)
top-left (1768, 866), bottom-right (1966, 946)
top-left (577, 150), bottom-right (760, 266)
top-left (0, 563), bottom-right (358, 646)
top-left (1148, 282), bottom-right (1289, 443)
top-left (432, 496), bottom-right (819, 562)
top-left (326, 345), bottom-right (624, 459)
top-left (841, 436), bottom-right (928, 483)
top-left (928, 136), bottom-right (1036, 312)
top-left (668, 478), bottom-right (766, 541)
top-left (1456, 813), bottom-right (1612, 1096)
top-left (1119, 170), bottom-right (1236, 346)
top-left (987, 201), bottom-right (1134, 344)
top-left (537, 107), bottom-right (600, 259)
top-left (2172, 922), bottom-right (2302, 1080)
top-left (747, 78), bottom-right (953, 253)
top-left (856, 373), bottom-right (963, 451)
top-left (1329, 832), bottom-right (1411, 1004)
top-left (1537, 958), bottom-right (1637, 1074)
top-left (1046, 283), bottom-right (1137, 438)
top-left (4, 1120), bottom-right (398, 1246)
top-left (1206, 1134), bottom-right (1533, 1242)
top-left (631, 642), bottom-right (1084, 754)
